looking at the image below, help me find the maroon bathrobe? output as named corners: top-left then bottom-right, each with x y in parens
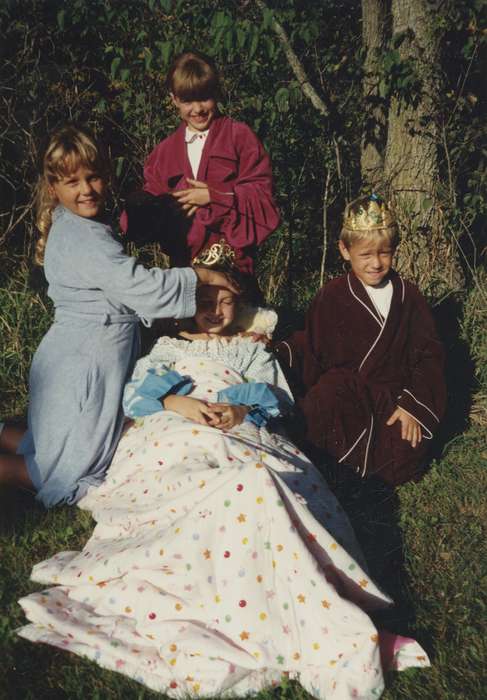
top-left (137, 116), bottom-right (280, 275)
top-left (276, 271), bottom-right (446, 486)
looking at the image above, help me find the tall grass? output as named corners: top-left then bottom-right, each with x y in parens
top-left (0, 258), bottom-right (52, 417)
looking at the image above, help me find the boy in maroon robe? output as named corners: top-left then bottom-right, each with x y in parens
top-left (121, 51), bottom-right (279, 284)
top-left (276, 195), bottom-right (446, 486)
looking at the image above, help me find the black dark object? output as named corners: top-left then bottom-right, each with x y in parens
top-left (124, 191), bottom-right (191, 266)
top-left (28, 264), bottom-right (48, 294)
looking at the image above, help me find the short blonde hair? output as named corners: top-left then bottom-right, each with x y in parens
top-left (35, 125), bottom-right (109, 265)
top-left (167, 51), bottom-right (220, 101)
top-left (340, 194), bottom-right (399, 249)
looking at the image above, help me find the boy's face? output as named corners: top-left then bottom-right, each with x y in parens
top-left (194, 285), bottom-right (237, 335)
top-left (338, 236), bottom-right (394, 287)
top-left (49, 165), bottom-right (106, 219)
top-left (171, 94), bottom-right (216, 132)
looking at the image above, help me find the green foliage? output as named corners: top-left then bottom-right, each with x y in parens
top-left (378, 48), bottom-right (422, 105)
top-left (436, 3), bottom-right (487, 258)
top-left (461, 269), bottom-right (487, 390)
top-left (1, 0), bottom-right (483, 303)
top-left (0, 0), bottom-right (366, 307)
top-left (0, 4), bottom-right (485, 693)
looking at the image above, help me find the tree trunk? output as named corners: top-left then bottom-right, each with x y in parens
top-left (383, 0), bottom-right (463, 296)
top-left (361, 0), bottom-right (389, 189)
top-left (384, 0), bottom-right (440, 199)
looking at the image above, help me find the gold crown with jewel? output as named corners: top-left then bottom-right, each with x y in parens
top-left (192, 239), bottom-right (236, 267)
top-left (343, 195), bottom-right (396, 232)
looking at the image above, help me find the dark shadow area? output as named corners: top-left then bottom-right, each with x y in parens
top-left (430, 296), bottom-right (476, 459)
top-left (0, 486), bottom-right (43, 537)
top-left (318, 463), bottom-right (416, 634)
top-left (273, 304), bottom-right (305, 341)
top-left (0, 417), bottom-right (42, 537)
top-left (5, 644), bottom-right (77, 700)
top-left (27, 263), bottom-right (48, 294)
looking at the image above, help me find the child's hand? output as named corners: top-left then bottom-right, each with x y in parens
top-left (163, 395), bottom-right (215, 426)
top-left (207, 403), bottom-right (249, 431)
top-left (172, 179), bottom-right (210, 216)
top-left (194, 267), bottom-right (240, 295)
top-left (386, 407), bottom-right (422, 447)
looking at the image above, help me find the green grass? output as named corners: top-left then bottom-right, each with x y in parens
top-left (1, 263), bottom-right (486, 699)
top-left (0, 261), bottom-right (52, 417)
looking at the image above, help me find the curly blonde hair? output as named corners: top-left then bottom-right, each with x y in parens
top-left (35, 125), bottom-right (109, 265)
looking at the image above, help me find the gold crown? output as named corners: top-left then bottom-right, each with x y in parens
top-left (192, 239), bottom-right (236, 267)
top-left (343, 196), bottom-right (396, 232)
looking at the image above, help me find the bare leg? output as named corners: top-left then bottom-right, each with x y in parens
top-left (0, 454), bottom-right (35, 492)
top-left (0, 423), bottom-right (27, 454)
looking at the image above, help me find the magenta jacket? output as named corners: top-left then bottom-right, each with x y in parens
top-left (141, 116), bottom-right (280, 274)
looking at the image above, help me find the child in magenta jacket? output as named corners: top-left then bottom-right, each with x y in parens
top-left (122, 51), bottom-right (280, 279)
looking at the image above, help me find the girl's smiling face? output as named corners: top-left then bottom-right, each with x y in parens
top-left (194, 285), bottom-right (237, 335)
top-left (171, 95), bottom-right (217, 132)
top-left (50, 165), bottom-right (106, 219)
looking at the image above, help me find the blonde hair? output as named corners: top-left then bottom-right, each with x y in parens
top-left (340, 194), bottom-right (399, 249)
top-left (35, 125), bottom-right (109, 265)
top-left (167, 50), bottom-right (220, 102)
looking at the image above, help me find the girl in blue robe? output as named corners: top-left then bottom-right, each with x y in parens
top-left (0, 125), bottom-right (235, 507)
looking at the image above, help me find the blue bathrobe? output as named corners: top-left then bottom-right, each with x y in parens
top-left (18, 206), bottom-right (197, 507)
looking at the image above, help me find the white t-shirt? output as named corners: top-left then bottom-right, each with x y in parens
top-left (185, 127), bottom-right (209, 178)
top-left (363, 279), bottom-right (393, 320)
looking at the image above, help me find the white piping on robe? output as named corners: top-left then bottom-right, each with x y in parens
top-left (280, 341), bottom-right (293, 368)
top-left (362, 414), bottom-right (374, 477)
top-left (396, 406), bottom-right (434, 440)
top-left (347, 273), bottom-right (389, 372)
top-left (338, 428), bottom-right (367, 464)
top-left (402, 388), bottom-right (440, 423)
top-left (359, 320), bottom-right (387, 372)
top-left (347, 274), bottom-right (383, 327)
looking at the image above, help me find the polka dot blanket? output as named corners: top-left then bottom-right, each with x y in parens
top-left (18, 340), bottom-right (429, 698)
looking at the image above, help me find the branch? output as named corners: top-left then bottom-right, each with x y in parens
top-left (320, 169), bottom-right (331, 286)
top-left (254, 0), bottom-right (331, 117)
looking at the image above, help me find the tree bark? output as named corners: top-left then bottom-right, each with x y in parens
top-left (384, 0), bottom-right (440, 201)
top-left (361, 0), bottom-right (389, 189)
top-left (383, 0), bottom-right (463, 295)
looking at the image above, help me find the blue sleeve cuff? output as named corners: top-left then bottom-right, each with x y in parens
top-left (126, 369), bottom-right (193, 418)
top-left (216, 383), bottom-right (282, 427)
